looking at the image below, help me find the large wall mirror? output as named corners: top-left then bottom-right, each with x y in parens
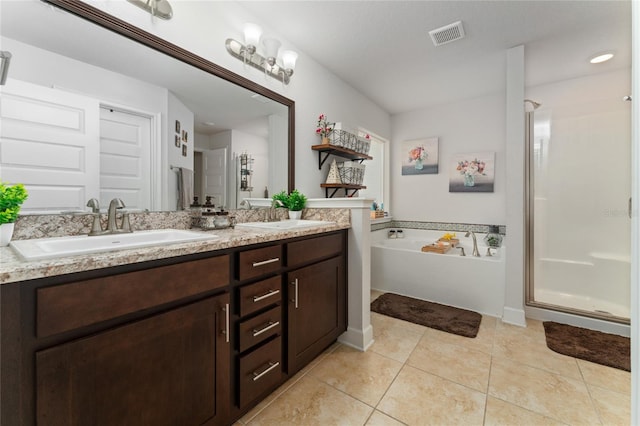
top-left (0, 0), bottom-right (294, 213)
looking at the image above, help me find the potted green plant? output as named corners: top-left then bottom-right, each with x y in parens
top-left (0, 182), bottom-right (28, 246)
top-left (272, 189), bottom-right (307, 220)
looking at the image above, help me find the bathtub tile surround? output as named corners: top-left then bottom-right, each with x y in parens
top-left (370, 219), bottom-right (506, 235)
top-left (237, 291), bottom-right (630, 425)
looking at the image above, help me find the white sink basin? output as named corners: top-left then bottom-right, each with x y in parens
top-left (235, 219), bottom-right (335, 231)
top-left (10, 229), bottom-right (217, 261)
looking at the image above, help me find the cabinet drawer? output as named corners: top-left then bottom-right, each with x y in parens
top-left (287, 233), bottom-right (343, 267)
top-left (237, 245), bottom-right (282, 281)
top-left (238, 276), bottom-right (282, 317)
top-left (238, 306), bottom-right (281, 353)
top-left (37, 255), bottom-right (230, 338)
top-left (238, 337), bottom-right (282, 409)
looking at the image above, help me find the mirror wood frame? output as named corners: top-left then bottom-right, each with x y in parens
top-left (43, 0), bottom-right (295, 197)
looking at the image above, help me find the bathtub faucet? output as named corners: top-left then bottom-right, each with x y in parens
top-left (465, 231), bottom-right (480, 257)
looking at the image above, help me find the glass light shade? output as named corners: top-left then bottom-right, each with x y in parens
top-left (281, 50), bottom-right (298, 71)
top-left (243, 23), bottom-right (262, 48)
top-left (263, 38), bottom-right (281, 65)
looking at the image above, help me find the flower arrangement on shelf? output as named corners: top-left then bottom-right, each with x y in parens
top-left (316, 114), bottom-right (335, 143)
top-left (456, 158), bottom-right (486, 176)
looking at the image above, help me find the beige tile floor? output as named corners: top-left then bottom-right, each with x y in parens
top-left (238, 291), bottom-right (630, 425)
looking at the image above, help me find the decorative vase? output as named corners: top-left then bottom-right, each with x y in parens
top-left (288, 210), bottom-right (302, 220)
top-left (414, 158), bottom-right (424, 170)
top-left (0, 222), bottom-right (15, 247)
top-left (463, 173), bottom-right (475, 187)
top-left (322, 136), bottom-right (330, 145)
top-left (484, 225), bottom-right (503, 248)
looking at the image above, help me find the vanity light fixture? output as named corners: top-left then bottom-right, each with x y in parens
top-left (0, 51), bottom-right (12, 85)
top-left (126, 0), bottom-right (173, 20)
top-left (589, 51), bottom-right (614, 64)
top-left (226, 24), bottom-right (298, 85)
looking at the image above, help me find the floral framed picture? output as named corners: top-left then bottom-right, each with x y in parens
top-left (449, 151), bottom-right (495, 192)
top-left (401, 137), bottom-right (439, 175)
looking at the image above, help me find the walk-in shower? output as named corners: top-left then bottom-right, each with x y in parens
top-left (525, 84), bottom-right (632, 325)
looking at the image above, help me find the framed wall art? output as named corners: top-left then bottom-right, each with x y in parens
top-left (449, 151), bottom-right (495, 192)
top-left (401, 137), bottom-right (439, 175)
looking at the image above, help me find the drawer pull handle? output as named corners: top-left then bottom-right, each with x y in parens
top-left (252, 257), bottom-right (280, 267)
top-left (252, 320), bottom-right (280, 337)
top-left (222, 303), bottom-right (230, 343)
top-left (291, 279), bottom-right (299, 309)
top-left (253, 289), bottom-right (280, 302)
top-left (252, 361), bottom-right (280, 382)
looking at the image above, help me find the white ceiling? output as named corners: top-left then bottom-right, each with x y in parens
top-left (239, 0), bottom-right (632, 114)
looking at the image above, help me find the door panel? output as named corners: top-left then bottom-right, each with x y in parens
top-left (99, 107), bottom-right (151, 210)
top-left (0, 79), bottom-right (99, 212)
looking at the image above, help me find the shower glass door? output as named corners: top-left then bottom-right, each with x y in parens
top-left (527, 82), bottom-right (631, 322)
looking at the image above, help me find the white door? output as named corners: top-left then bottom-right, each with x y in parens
top-left (202, 148), bottom-right (227, 209)
top-left (99, 107), bottom-right (151, 211)
top-left (0, 79), bottom-right (100, 213)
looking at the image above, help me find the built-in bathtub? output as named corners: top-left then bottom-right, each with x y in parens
top-left (371, 229), bottom-right (506, 317)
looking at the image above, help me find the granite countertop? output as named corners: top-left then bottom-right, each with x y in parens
top-left (0, 223), bottom-right (349, 285)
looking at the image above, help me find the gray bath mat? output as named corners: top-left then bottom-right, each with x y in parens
top-left (371, 293), bottom-right (482, 338)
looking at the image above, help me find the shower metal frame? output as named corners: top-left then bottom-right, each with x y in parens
top-left (523, 102), bottom-right (630, 325)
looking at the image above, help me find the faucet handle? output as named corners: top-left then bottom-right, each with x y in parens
top-left (86, 198), bottom-right (100, 213)
top-left (120, 212), bottom-right (132, 233)
top-left (88, 212), bottom-right (103, 236)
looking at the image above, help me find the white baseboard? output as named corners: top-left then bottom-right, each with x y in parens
top-left (338, 325), bottom-right (374, 351)
top-left (502, 306), bottom-right (526, 327)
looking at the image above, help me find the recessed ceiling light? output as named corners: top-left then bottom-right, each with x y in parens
top-left (203, 121), bottom-right (216, 126)
top-left (589, 52), bottom-right (614, 64)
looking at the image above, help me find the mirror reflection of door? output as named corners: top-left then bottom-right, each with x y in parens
top-left (99, 107), bottom-right (152, 211)
top-left (194, 148), bottom-right (227, 209)
top-left (0, 79), bottom-right (100, 213)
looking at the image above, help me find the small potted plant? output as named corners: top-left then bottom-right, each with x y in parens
top-left (272, 189), bottom-right (307, 220)
top-left (0, 181), bottom-right (28, 246)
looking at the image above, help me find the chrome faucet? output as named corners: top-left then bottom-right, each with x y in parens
top-left (106, 198), bottom-right (131, 233)
top-left (465, 231), bottom-right (480, 257)
top-left (87, 198), bottom-right (131, 235)
top-left (266, 199), bottom-right (284, 222)
top-left (239, 199), bottom-right (252, 210)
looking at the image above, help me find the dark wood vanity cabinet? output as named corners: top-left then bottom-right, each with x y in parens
top-left (1, 230), bottom-right (347, 425)
top-left (1, 254), bottom-right (232, 426)
top-left (286, 233), bottom-right (347, 374)
top-left (36, 294), bottom-right (230, 426)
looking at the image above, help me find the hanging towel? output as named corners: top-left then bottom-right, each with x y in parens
top-left (176, 167), bottom-right (193, 210)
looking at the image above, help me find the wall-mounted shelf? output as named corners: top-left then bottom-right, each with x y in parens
top-left (320, 183), bottom-right (367, 198)
top-left (311, 144), bottom-right (372, 169)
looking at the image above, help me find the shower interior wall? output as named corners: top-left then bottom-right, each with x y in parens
top-left (527, 68), bottom-right (632, 319)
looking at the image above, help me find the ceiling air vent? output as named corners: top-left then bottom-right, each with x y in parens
top-left (429, 21), bottom-right (465, 47)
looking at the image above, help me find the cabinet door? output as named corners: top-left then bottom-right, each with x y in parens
top-left (287, 256), bottom-right (346, 373)
top-left (36, 294), bottom-right (231, 426)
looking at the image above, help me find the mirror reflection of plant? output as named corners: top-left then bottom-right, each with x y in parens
top-left (0, 182), bottom-right (28, 224)
top-left (272, 189), bottom-right (307, 211)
